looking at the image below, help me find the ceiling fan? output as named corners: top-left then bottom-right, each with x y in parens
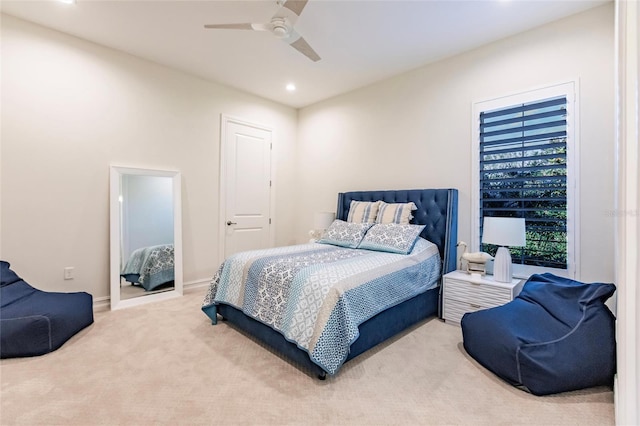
top-left (204, 0), bottom-right (321, 62)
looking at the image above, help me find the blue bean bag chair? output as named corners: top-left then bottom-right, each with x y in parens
top-left (461, 273), bottom-right (616, 396)
top-left (1, 261), bottom-right (94, 358)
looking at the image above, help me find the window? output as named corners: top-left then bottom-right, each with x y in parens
top-left (472, 82), bottom-right (577, 278)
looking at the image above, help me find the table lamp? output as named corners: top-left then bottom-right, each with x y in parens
top-left (482, 217), bottom-right (526, 283)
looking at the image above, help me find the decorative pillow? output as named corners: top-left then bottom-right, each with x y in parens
top-left (347, 200), bottom-right (381, 223)
top-left (375, 202), bottom-right (417, 224)
top-left (358, 223), bottom-right (426, 254)
top-left (317, 220), bottom-right (373, 249)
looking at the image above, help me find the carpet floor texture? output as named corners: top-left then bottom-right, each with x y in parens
top-left (0, 288), bottom-right (614, 425)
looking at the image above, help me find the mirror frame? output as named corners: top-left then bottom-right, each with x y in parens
top-left (109, 165), bottom-right (183, 310)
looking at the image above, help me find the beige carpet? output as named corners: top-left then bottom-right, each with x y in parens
top-left (0, 289), bottom-right (614, 425)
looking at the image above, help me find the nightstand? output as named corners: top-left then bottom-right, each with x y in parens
top-left (442, 270), bottom-right (524, 325)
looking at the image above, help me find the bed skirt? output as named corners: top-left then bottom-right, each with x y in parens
top-left (208, 285), bottom-right (439, 378)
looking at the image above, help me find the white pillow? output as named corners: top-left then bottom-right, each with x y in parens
top-left (346, 200), bottom-right (381, 223)
top-left (375, 202), bottom-right (417, 225)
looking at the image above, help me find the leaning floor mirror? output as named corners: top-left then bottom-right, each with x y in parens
top-left (109, 166), bottom-right (183, 310)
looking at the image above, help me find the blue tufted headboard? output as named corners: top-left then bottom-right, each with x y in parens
top-left (336, 189), bottom-right (458, 274)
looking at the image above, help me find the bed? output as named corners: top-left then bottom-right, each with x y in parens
top-left (202, 189), bottom-right (458, 378)
top-left (120, 244), bottom-right (175, 291)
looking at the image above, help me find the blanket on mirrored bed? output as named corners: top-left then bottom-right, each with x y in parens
top-left (121, 244), bottom-right (174, 291)
top-left (202, 238), bottom-right (441, 375)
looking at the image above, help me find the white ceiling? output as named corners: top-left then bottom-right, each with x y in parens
top-left (1, 0), bottom-right (609, 108)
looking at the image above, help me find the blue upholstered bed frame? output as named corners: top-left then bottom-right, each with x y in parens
top-left (215, 188), bottom-right (458, 379)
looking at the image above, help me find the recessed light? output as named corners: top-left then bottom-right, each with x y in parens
top-left (286, 83), bottom-right (296, 92)
top-left (58, 0), bottom-right (76, 4)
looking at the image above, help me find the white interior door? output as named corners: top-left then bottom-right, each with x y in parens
top-left (221, 116), bottom-right (273, 258)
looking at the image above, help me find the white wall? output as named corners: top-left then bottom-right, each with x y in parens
top-left (297, 4), bottom-right (615, 283)
top-left (0, 14), bottom-right (298, 300)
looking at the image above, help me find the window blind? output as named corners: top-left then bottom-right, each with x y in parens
top-left (479, 96), bottom-right (568, 269)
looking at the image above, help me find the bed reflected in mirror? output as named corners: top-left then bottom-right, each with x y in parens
top-left (109, 166), bottom-right (182, 310)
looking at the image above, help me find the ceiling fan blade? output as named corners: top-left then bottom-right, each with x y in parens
top-left (287, 30), bottom-right (321, 62)
top-left (204, 23), bottom-right (254, 30)
top-left (282, 0), bottom-right (309, 17)
top-left (204, 23), bottom-right (271, 31)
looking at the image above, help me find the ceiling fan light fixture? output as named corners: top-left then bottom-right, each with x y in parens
top-left (270, 18), bottom-right (290, 39)
top-left (272, 25), bottom-right (289, 38)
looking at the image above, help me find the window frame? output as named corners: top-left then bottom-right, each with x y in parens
top-left (471, 81), bottom-right (579, 280)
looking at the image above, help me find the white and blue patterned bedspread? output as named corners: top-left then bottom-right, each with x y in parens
top-left (202, 238), bottom-right (441, 375)
top-left (121, 244), bottom-right (174, 291)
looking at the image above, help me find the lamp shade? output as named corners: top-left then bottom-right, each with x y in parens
top-left (482, 217), bottom-right (526, 247)
top-left (313, 212), bottom-right (335, 230)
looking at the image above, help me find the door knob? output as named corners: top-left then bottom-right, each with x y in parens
top-left (226, 221), bottom-right (237, 226)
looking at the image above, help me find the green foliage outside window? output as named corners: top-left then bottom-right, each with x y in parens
top-left (481, 139), bottom-right (568, 269)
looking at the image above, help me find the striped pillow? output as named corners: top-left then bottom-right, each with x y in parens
top-left (346, 200), bottom-right (381, 223)
top-left (375, 202), bottom-right (417, 224)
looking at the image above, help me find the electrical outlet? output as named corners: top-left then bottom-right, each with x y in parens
top-left (64, 267), bottom-right (74, 280)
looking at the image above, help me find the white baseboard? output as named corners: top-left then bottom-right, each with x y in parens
top-left (184, 278), bottom-right (211, 293)
top-left (93, 296), bottom-right (110, 312)
top-left (92, 278), bottom-right (211, 311)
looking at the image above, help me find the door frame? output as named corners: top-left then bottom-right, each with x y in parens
top-left (218, 114), bottom-right (276, 264)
